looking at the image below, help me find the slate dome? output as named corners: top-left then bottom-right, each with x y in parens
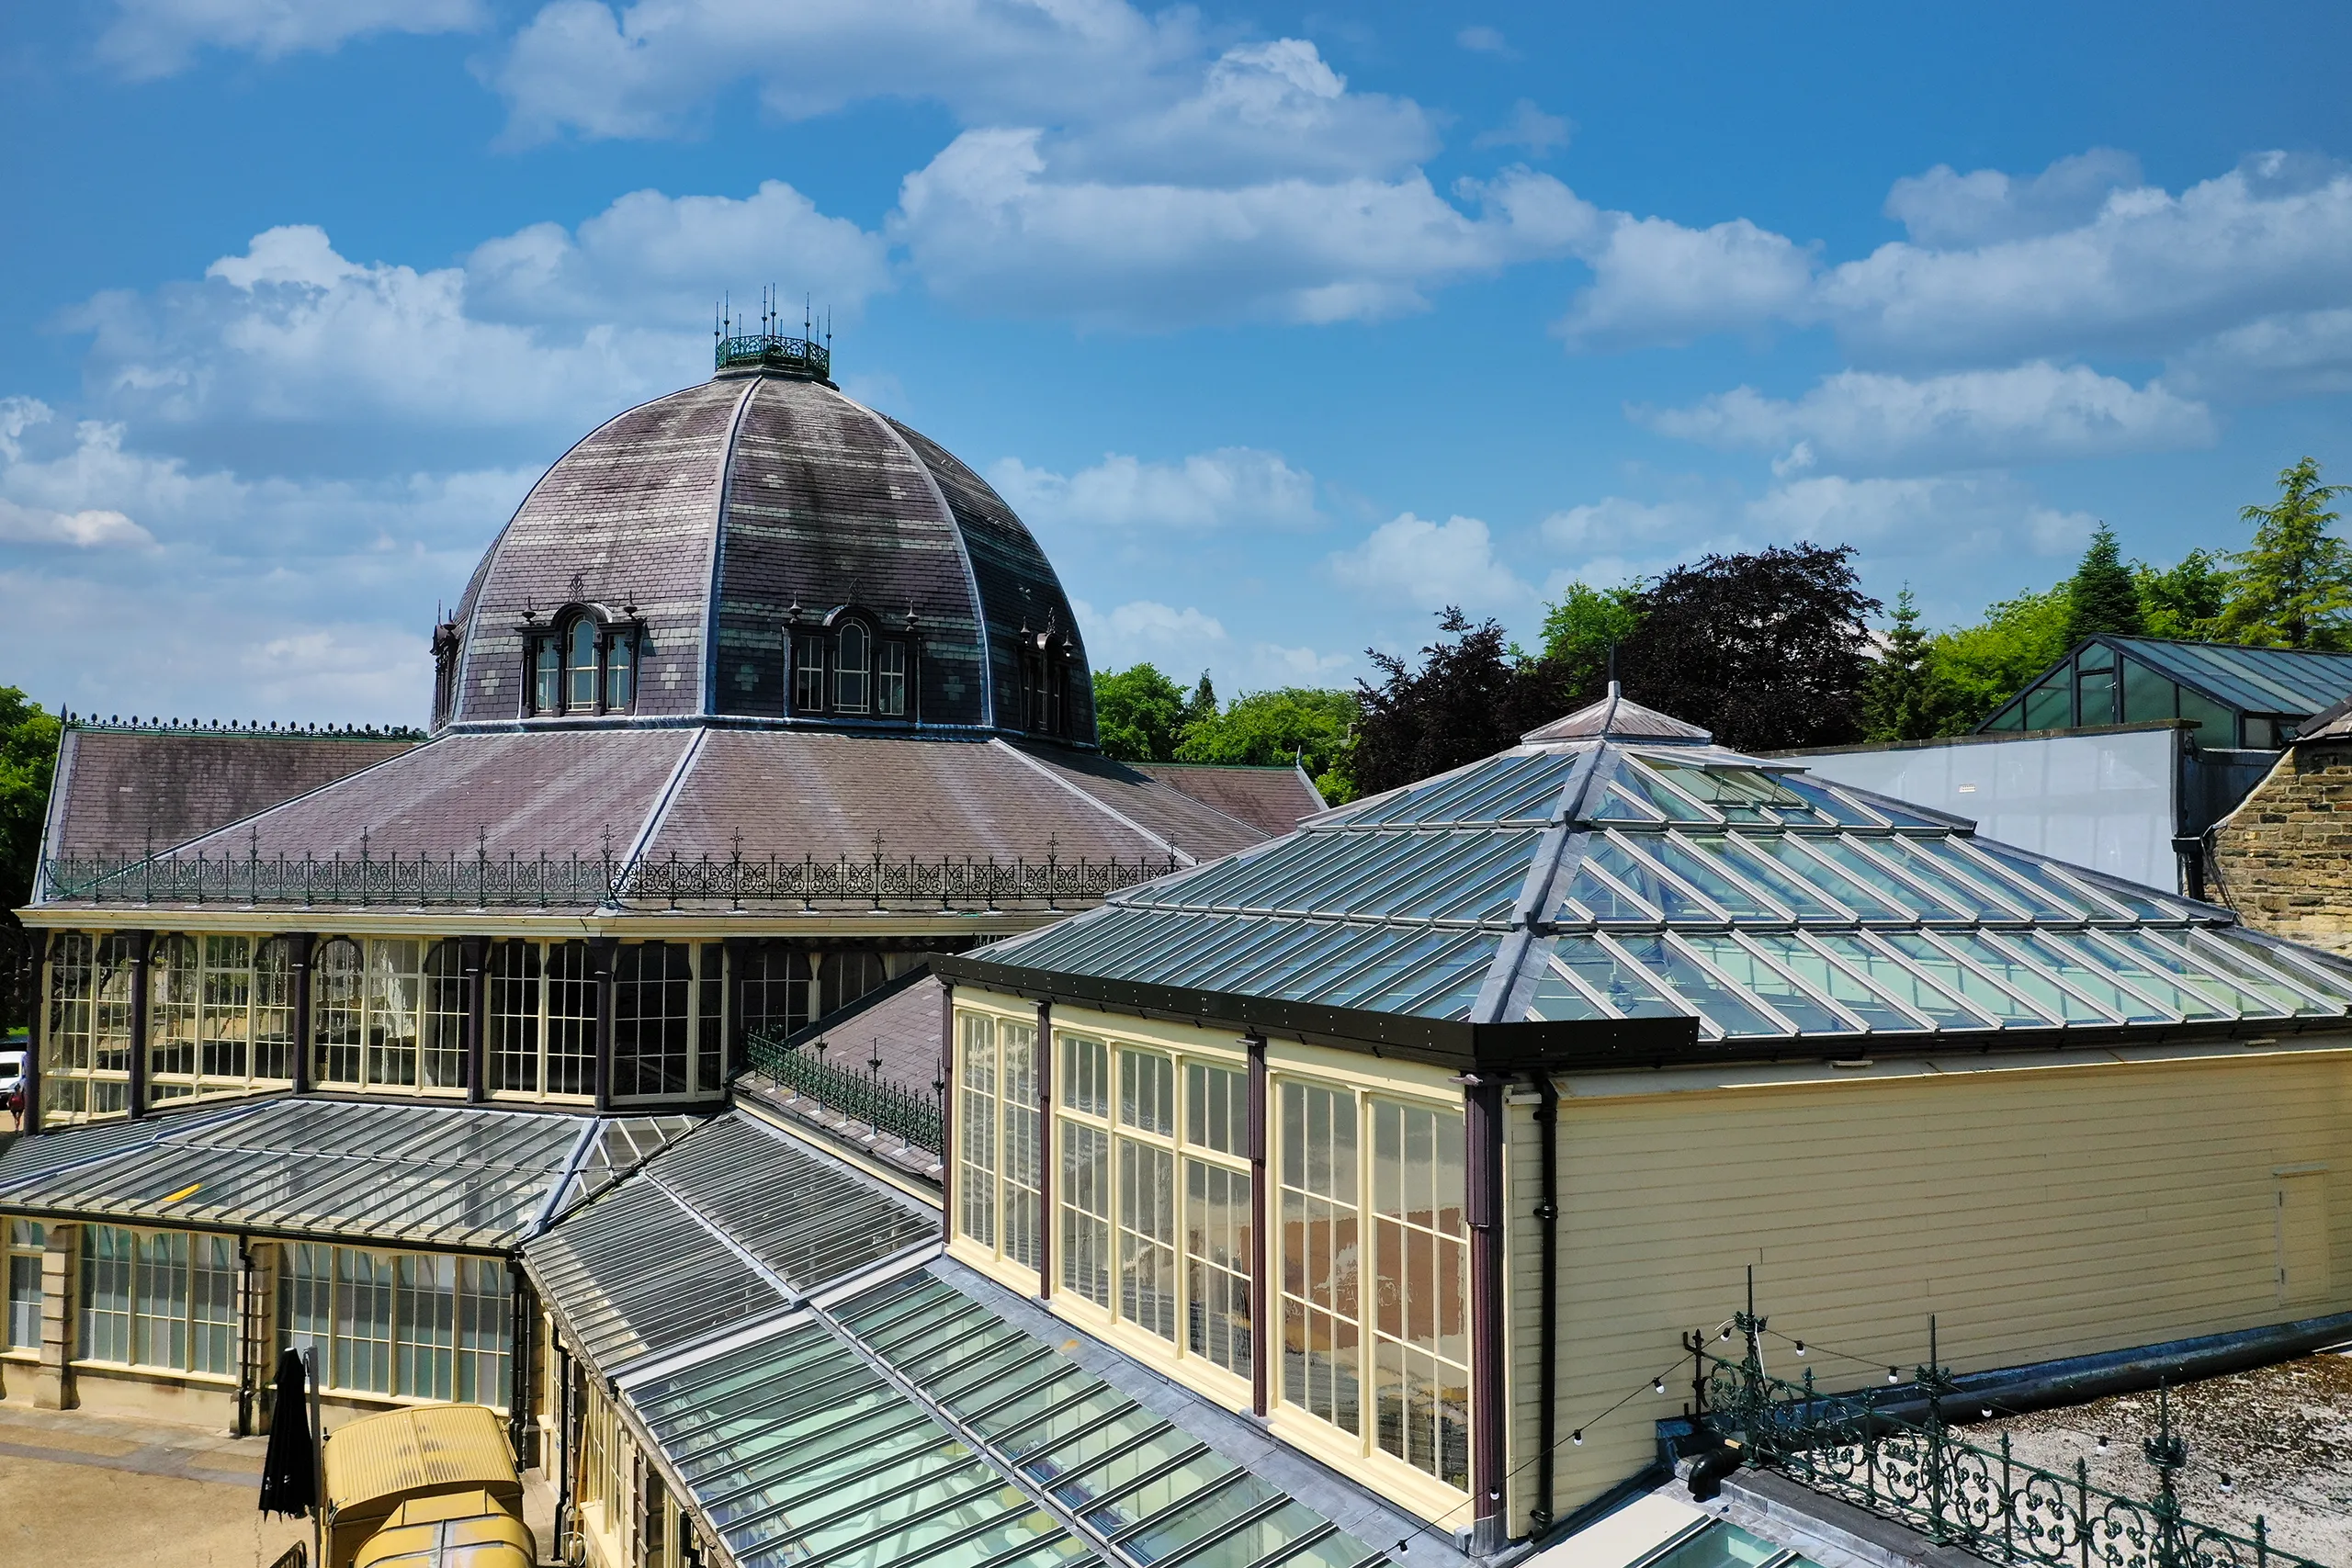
top-left (436, 338), bottom-right (1093, 745)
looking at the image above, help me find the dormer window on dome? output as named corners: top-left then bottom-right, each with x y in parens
top-left (523, 604), bottom-right (644, 718)
top-left (1019, 620), bottom-right (1076, 739)
top-left (788, 606), bottom-right (914, 721)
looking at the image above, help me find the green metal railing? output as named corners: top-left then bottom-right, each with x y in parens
top-left (739, 1026), bottom-right (944, 1155)
top-left (1691, 1315), bottom-right (2324, 1568)
top-left (716, 333), bottom-right (830, 379)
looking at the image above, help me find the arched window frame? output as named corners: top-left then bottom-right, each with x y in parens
top-left (1020, 625), bottom-right (1074, 739)
top-left (518, 603), bottom-right (646, 718)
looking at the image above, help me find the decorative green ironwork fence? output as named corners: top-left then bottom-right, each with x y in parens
top-left (40, 842), bottom-right (1181, 911)
top-left (739, 1026), bottom-right (944, 1155)
top-left (1693, 1319), bottom-right (2324, 1568)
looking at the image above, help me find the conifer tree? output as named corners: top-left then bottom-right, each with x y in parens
top-left (2218, 457), bottom-right (2352, 649)
top-left (2062, 524), bottom-right (2143, 645)
top-left (1863, 588), bottom-right (1949, 741)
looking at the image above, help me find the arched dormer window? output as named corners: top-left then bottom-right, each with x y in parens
top-left (1020, 622), bottom-right (1073, 738)
top-left (521, 603), bottom-right (643, 717)
top-left (786, 605), bottom-right (915, 721)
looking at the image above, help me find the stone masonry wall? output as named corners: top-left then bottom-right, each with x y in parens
top-left (2211, 740), bottom-right (2352, 955)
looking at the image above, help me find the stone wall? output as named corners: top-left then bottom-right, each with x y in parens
top-left (2210, 740), bottom-right (2352, 954)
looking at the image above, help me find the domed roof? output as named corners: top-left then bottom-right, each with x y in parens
top-left (439, 344), bottom-right (1093, 744)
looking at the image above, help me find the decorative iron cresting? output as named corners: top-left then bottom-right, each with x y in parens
top-left (738, 1026), bottom-right (944, 1154)
top-left (1690, 1316), bottom-right (2324, 1568)
top-left (62, 714), bottom-right (425, 740)
top-left (41, 842), bottom-right (1180, 911)
top-left (715, 333), bottom-right (831, 380)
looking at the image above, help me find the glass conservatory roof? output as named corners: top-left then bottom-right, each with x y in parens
top-left (980, 699), bottom-right (2352, 1048)
top-left (0, 1099), bottom-right (696, 1251)
top-left (525, 1111), bottom-right (937, 1373)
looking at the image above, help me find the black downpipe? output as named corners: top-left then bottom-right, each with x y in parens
top-left (234, 1235), bottom-right (255, 1438)
top-left (1533, 1074), bottom-right (1560, 1530)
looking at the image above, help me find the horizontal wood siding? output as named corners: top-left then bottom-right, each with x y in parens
top-left (1521, 1049), bottom-right (2352, 1528)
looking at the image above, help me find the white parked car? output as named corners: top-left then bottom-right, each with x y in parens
top-left (0, 1047), bottom-right (23, 1100)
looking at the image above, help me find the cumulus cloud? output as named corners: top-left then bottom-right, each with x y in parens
top-left (69, 187), bottom-right (886, 453)
top-left (1641, 363), bottom-right (2215, 472)
top-left (2169, 307), bottom-right (2352, 400)
top-left (492, 0), bottom-right (1199, 142)
top-left (1556, 215), bottom-right (1816, 351)
top-left (0, 499), bottom-right (153, 548)
top-left (1474, 101), bottom-right (1572, 157)
top-left (1252, 642), bottom-right (1353, 683)
top-left (896, 138), bottom-right (1595, 326)
top-left (99, 0), bottom-right (484, 79)
top-left (1555, 151), bottom-right (2352, 370)
top-left (990, 447), bottom-right (1317, 531)
top-left (1883, 149), bottom-right (2145, 248)
top-left (1327, 513), bottom-right (1530, 612)
top-left (1540, 495), bottom-right (1708, 550)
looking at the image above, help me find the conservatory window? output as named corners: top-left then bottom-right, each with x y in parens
top-left (311, 939), bottom-right (461, 1093)
top-left (141, 935), bottom-right (296, 1102)
top-left (835, 620), bottom-right (871, 713)
top-left (612, 942), bottom-right (692, 1099)
top-left (1277, 1077), bottom-right (1469, 1492)
top-left (533, 638), bottom-right (560, 715)
top-left (280, 1242), bottom-right (509, 1404)
top-left (483, 939), bottom-right (600, 1100)
top-left (6, 1220), bottom-right (44, 1350)
top-left (2077, 648), bottom-right (2118, 726)
top-left (77, 1225), bottom-right (236, 1377)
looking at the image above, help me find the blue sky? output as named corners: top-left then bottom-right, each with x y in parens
top-left (4, 2), bottom-right (2351, 725)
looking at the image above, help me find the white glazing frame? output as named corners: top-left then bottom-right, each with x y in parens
top-left (279, 1240), bottom-right (510, 1404)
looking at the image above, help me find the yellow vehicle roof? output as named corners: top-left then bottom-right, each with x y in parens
top-left (324, 1405), bottom-right (521, 1517)
top-left (353, 1491), bottom-right (535, 1568)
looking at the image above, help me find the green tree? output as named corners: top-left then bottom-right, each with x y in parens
top-left (1920, 586), bottom-right (2072, 728)
top-left (1862, 588), bottom-right (1956, 741)
top-left (1183, 671), bottom-right (1218, 732)
top-left (1177, 687), bottom-right (1360, 803)
top-left (1537, 581), bottom-right (1644, 701)
top-left (1091, 663), bottom-right (1189, 761)
top-left (2134, 549), bottom-right (2227, 640)
top-left (1, 688), bottom-right (62, 1031)
top-left (2217, 456), bottom-right (2352, 649)
top-left (2062, 524), bottom-right (2143, 644)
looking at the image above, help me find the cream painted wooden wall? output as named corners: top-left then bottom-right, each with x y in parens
top-left (1505, 1045), bottom-right (2352, 1535)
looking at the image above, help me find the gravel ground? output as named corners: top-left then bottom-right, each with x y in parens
top-left (1967, 1353), bottom-right (2352, 1563)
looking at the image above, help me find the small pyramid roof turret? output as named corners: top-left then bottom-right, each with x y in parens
top-left (1521, 682), bottom-right (1712, 745)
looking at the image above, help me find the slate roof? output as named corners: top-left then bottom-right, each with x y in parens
top-left (954, 694), bottom-right (2352, 1065)
top-left (39, 725), bottom-right (419, 867)
top-left (34, 728), bottom-right (1268, 911)
top-left (1136, 762), bottom-right (1326, 837)
top-left (449, 367), bottom-right (1091, 739)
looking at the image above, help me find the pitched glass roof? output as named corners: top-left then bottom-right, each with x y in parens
top-left (630, 1317), bottom-right (1102, 1568)
top-left (2107, 637), bottom-right (2352, 716)
top-left (0, 1099), bottom-right (694, 1251)
top-left (981, 698), bottom-right (2352, 1047)
top-left (525, 1111), bottom-right (938, 1373)
top-left (830, 1270), bottom-right (1390, 1568)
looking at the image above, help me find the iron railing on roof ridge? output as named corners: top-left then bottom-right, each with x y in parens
top-left (62, 713), bottom-right (425, 740)
top-left (737, 1026), bottom-right (943, 1154)
top-left (1692, 1329), bottom-right (2324, 1568)
top-left (715, 332), bottom-right (830, 379)
top-left (40, 842), bottom-right (1182, 909)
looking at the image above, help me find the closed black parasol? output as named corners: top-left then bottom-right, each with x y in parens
top-left (258, 1348), bottom-right (317, 1518)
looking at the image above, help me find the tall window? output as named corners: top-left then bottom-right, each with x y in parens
top-left (78, 1225), bottom-right (235, 1376)
top-left (952, 1011), bottom-right (1045, 1275)
top-left (1277, 1080), bottom-right (1468, 1493)
top-left (6, 1220), bottom-right (44, 1350)
top-left (612, 942), bottom-right (692, 1098)
top-left (1047, 1032), bottom-right (1253, 1385)
top-left (315, 938), bottom-right (364, 1086)
top-left (42, 934), bottom-right (94, 1119)
top-left (606, 632), bottom-right (635, 710)
top-left (484, 940), bottom-right (599, 1100)
top-left (1023, 649), bottom-right (1069, 737)
top-left (957, 1013), bottom-right (999, 1250)
top-left (313, 939), bottom-right (462, 1093)
top-left (835, 620), bottom-right (870, 713)
top-left (566, 615), bottom-right (599, 710)
top-left (423, 942), bottom-right (466, 1089)
top-left (282, 1243), bottom-right (508, 1404)
top-left (151, 936), bottom-right (199, 1100)
top-left (793, 636), bottom-right (827, 713)
top-left (876, 640), bottom-right (909, 716)
top-left (534, 638), bottom-right (560, 715)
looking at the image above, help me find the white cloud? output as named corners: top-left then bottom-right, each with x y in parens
top-left (1556, 215), bottom-right (1816, 351)
top-left (71, 188), bottom-right (887, 446)
top-left (1883, 149), bottom-right (2143, 248)
top-left (1473, 100), bottom-right (1571, 157)
top-left (1540, 495), bottom-right (1707, 550)
top-left (1103, 601), bottom-right (1227, 644)
top-left (990, 447), bottom-right (1317, 531)
top-left (1328, 513), bottom-right (1530, 611)
top-left (895, 137), bottom-right (1596, 326)
top-left (492, 0), bottom-right (1198, 143)
top-left (1554, 151), bottom-right (2352, 369)
top-left (0, 499), bottom-right (153, 548)
top-left (1742, 474), bottom-right (2095, 560)
top-left (2169, 307), bottom-right (2352, 400)
top-left (1640, 363), bottom-right (2215, 472)
top-left (1251, 642), bottom-right (1354, 683)
top-left (99, 0), bottom-right (484, 79)
top-left (1455, 25), bottom-right (1511, 54)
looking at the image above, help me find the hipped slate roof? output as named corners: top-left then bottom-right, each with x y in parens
top-left (34, 728), bottom-right (1272, 912)
top-left (40, 725), bottom-right (420, 866)
top-left (448, 367), bottom-right (1094, 739)
top-left (953, 694), bottom-right (2352, 1065)
top-left (1136, 762), bottom-right (1326, 837)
